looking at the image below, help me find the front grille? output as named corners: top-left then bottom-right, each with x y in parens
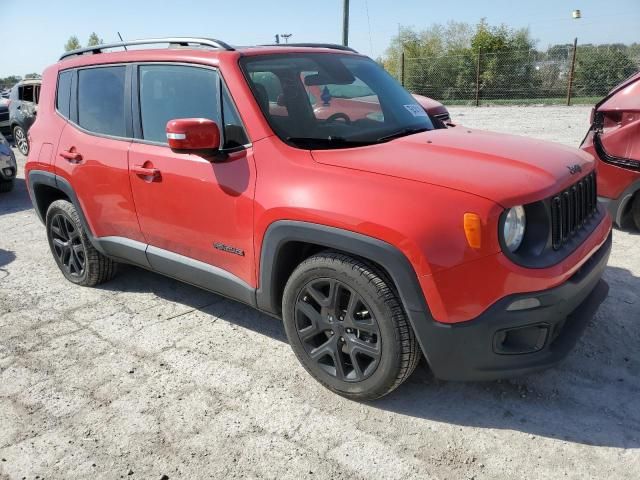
top-left (434, 113), bottom-right (450, 122)
top-left (0, 111), bottom-right (8, 122)
top-left (550, 172), bottom-right (597, 250)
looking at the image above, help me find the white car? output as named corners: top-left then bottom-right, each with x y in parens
top-left (0, 132), bottom-right (17, 192)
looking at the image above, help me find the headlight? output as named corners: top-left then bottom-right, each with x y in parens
top-left (503, 206), bottom-right (526, 252)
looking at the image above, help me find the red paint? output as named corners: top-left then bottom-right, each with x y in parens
top-left (26, 45), bottom-right (612, 324)
top-left (166, 118), bottom-right (220, 151)
top-left (582, 72), bottom-right (640, 207)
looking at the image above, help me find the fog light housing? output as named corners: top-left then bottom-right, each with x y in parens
top-left (493, 324), bottom-right (549, 355)
top-left (3, 167), bottom-right (13, 177)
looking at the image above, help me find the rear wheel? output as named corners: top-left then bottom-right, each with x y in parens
top-left (13, 126), bottom-right (28, 156)
top-left (0, 180), bottom-right (13, 193)
top-left (282, 251), bottom-right (421, 401)
top-left (632, 193), bottom-right (640, 231)
top-left (45, 200), bottom-right (117, 286)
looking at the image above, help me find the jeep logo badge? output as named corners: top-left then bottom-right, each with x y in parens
top-left (567, 164), bottom-right (582, 175)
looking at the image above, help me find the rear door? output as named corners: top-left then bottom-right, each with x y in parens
top-left (55, 64), bottom-right (144, 242)
top-left (128, 63), bottom-right (256, 286)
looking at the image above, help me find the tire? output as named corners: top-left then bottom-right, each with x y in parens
top-left (13, 125), bottom-right (29, 156)
top-left (632, 193), bottom-right (640, 231)
top-left (0, 180), bottom-right (13, 193)
top-left (282, 251), bottom-right (421, 401)
top-left (45, 200), bottom-right (117, 286)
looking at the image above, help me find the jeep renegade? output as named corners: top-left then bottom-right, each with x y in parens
top-left (25, 38), bottom-right (612, 400)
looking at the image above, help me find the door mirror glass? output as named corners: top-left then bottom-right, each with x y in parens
top-left (166, 118), bottom-right (220, 151)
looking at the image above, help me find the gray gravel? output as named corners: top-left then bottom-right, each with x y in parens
top-left (1, 106), bottom-right (639, 480)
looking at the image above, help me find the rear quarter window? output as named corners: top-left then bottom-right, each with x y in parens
top-left (78, 66), bottom-right (126, 137)
top-left (56, 71), bottom-right (73, 118)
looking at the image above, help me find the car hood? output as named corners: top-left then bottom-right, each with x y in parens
top-left (311, 128), bottom-right (594, 207)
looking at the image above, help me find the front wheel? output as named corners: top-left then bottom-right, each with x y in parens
top-left (13, 126), bottom-right (29, 156)
top-left (45, 200), bottom-right (118, 286)
top-left (282, 251), bottom-right (421, 401)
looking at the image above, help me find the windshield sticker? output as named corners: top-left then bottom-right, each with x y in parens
top-left (404, 104), bottom-right (428, 117)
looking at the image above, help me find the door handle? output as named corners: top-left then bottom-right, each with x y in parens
top-left (59, 150), bottom-right (83, 163)
top-left (132, 164), bottom-right (161, 181)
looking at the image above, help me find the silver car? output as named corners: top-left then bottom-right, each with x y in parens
top-left (0, 132), bottom-right (17, 192)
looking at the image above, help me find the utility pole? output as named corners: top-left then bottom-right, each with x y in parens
top-left (342, 0), bottom-right (350, 46)
top-left (281, 33), bottom-right (292, 44)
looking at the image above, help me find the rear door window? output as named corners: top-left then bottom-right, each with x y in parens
top-left (78, 66), bottom-right (127, 137)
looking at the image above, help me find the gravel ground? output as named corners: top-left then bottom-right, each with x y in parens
top-left (1, 106), bottom-right (639, 480)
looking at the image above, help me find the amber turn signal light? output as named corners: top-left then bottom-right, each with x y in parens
top-left (463, 213), bottom-right (482, 249)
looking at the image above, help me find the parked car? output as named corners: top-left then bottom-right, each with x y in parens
top-left (26, 38), bottom-right (611, 400)
top-left (253, 75), bottom-right (452, 127)
top-left (0, 132), bottom-right (17, 192)
top-left (581, 71), bottom-right (640, 230)
top-left (0, 98), bottom-right (9, 136)
top-left (9, 79), bottom-right (41, 155)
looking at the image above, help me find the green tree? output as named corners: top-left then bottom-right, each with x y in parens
top-left (574, 47), bottom-right (637, 97)
top-left (64, 36), bottom-right (82, 52)
top-left (87, 32), bottom-right (103, 46)
top-left (381, 20), bottom-right (537, 101)
top-left (0, 75), bottom-right (22, 90)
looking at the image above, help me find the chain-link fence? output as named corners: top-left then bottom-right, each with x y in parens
top-left (399, 44), bottom-right (640, 105)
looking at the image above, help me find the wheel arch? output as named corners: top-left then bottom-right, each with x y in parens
top-left (256, 220), bottom-right (431, 319)
top-left (609, 179), bottom-right (640, 227)
top-left (27, 170), bottom-right (105, 253)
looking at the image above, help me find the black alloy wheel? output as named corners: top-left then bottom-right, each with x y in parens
top-left (50, 213), bottom-right (86, 278)
top-left (295, 277), bottom-right (382, 382)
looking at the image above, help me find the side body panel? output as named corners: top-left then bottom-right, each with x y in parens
top-left (55, 125), bottom-right (143, 241)
top-left (128, 144), bottom-right (257, 286)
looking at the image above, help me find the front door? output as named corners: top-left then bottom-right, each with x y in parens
top-left (128, 64), bottom-right (256, 286)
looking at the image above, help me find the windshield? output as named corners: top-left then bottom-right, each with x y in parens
top-left (240, 53), bottom-right (434, 149)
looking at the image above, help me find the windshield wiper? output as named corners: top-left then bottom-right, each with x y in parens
top-left (376, 127), bottom-right (430, 143)
top-left (285, 136), bottom-right (373, 149)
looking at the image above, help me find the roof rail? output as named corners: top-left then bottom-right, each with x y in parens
top-left (59, 37), bottom-right (235, 60)
top-left (261, 43), bottom-right (358, 53)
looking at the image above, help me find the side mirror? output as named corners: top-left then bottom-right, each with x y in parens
top-left (166, 118), bottom-right (220, 152)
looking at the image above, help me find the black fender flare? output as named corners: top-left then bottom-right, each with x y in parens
top-left (27, 170), bottom-right (107, 254)
top-left (255, 220), bottom-right (437, 359)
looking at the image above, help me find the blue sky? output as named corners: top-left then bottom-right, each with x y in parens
top-left (2, 0), bottom-right (639, 77)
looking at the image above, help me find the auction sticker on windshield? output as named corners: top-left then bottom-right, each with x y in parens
top-left (404, 104), bottom-right (428, 117)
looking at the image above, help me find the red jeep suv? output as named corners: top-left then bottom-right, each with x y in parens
top-left (26, 38), bottom-right (612, 400)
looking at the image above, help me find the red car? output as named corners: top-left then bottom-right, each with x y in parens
top-left (581, 72), bottom-right (640, 230)
top-left (26, 38), bottom-right (611, 400)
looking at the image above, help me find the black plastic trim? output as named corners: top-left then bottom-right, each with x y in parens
top-left (593, 128), bottom-right (640, 172)
top-left (256, 220), bottom-right (433, 357)
top-left (146, 245), bottom-right (255, 307)
top-left (97, 236), bottom-right (151, 268)
top-left (27, 170), bottom-right (61, 222)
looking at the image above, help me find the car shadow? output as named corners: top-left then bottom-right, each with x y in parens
top-left (0, 248), bottom-right (16, 268)
top-left (97, 261), bottom-right (638, 449)
top-left (96, 264), bottom-right (287, 343)
top-left (0, 178), bottom-right (33, 216)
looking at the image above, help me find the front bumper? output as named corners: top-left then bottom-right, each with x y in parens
top-left (416, 232), bottom-right (612, 381)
